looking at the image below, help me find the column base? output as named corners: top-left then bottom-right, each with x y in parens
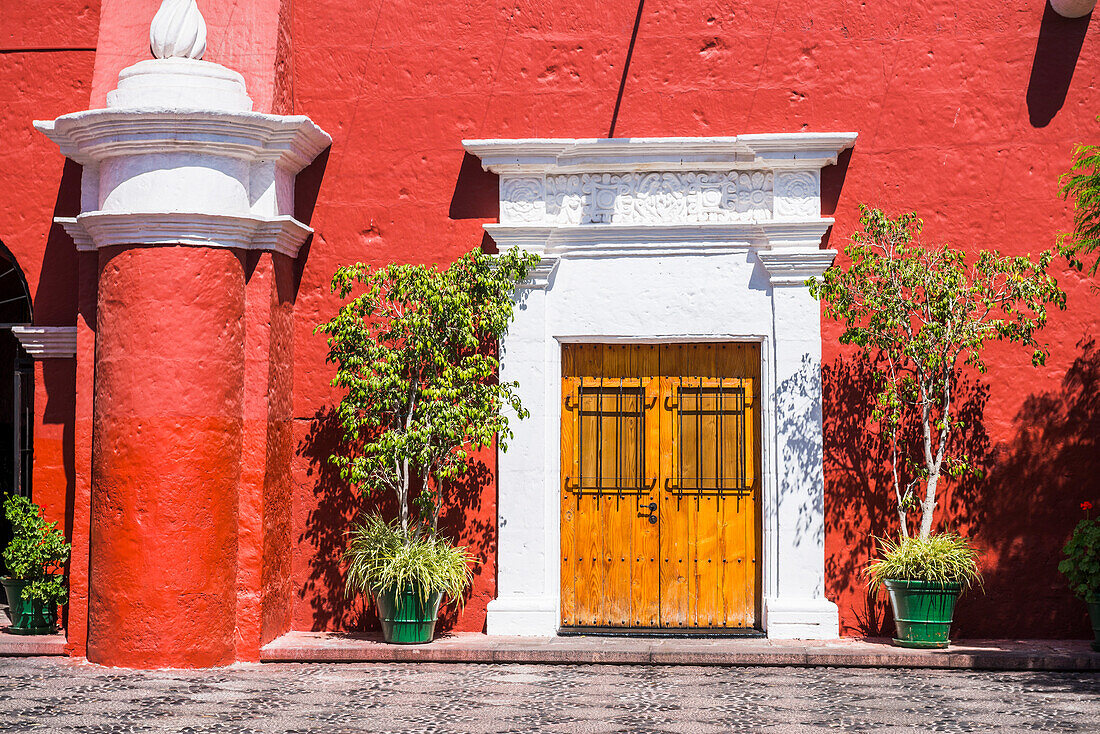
top-left (763, 597), bottom-right (840, 639)
top-left (486, 596), bottom-right (558, 636)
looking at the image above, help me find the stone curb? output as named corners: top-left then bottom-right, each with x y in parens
top-left (260, 632), bottom-right (1100, 671)
top-left (0, 631), bottom-right (67, 657)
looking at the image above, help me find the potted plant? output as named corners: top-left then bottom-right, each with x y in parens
top-left (318, 247), bottom-right (537, 643)
top-left (809, 206), bottom-right (1064, 648)
top-left (1058, 501), bottom-right (1100, 651)
top-left (2, 494), bottom-right (71, 634)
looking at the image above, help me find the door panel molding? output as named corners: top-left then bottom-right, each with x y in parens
top-left (561, 343), bottom-right (760, 629)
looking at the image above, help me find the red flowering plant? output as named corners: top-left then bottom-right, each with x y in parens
top-left (1058, 501), bottom-right (1100, 600)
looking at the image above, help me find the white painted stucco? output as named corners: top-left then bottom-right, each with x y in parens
top-left (35, 53), bottom-right (329, 258)
top-left (464, 135), bottom-right (856, 639)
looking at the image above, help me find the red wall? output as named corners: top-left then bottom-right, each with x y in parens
top-left (4, 0), bottom-right (1099, 647)
top-left (0, 0), bottom-right (98, 645)
top-left (286, 0), bottom-right (1100, 638)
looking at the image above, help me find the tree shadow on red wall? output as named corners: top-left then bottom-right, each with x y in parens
top-left (958, 336), bottom-right (1100, 638)
top-left (296, 407), bottom-right (496, 634)
top-left (823, 354), bottom-right (990, 637)
top-left (436, 456), bottom-right (497, 631)
top-left (826, 338), bottom-right (1100, 639)
top-left (296, 407), bottom-right (374, 631)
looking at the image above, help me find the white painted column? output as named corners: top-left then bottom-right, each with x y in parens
top-left (759, 249), bottom-right (839, 639)
top-left (487, 260), bottom-right (560, 635)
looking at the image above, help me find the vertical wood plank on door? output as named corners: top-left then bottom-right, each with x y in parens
top-left (716, 346), bottom-right (735, 627)
top-left (659, 344), bottom-right (689, 627)
top-left (638, 347), bottom-right (661, 626)
top-left (603, 345), bottom-right (628, 626)
top-left (560, 370), bottom-right (578, 627)
top-left (574, 346), bottom-right (601, 625)
top-left (695, 346), bottom-right (720, 628)
top-left (742, 371), bottom-right (759, 626)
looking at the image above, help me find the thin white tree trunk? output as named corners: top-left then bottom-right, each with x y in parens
top-left (919, 471), bottom-right (938, 540)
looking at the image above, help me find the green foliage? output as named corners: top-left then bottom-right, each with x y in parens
top-left (866, 533), bottom-right (982, 590)
top-left (1058, 513), bottom-right (1100, 600)
top-left (317, 247), bottom-right (538, 537)
top-left (344, 514), bottom-right (473, 605)
top-left (808, 206), bottom-right (1064, 540)
top-left (2, 494), bottom-right (71, 607)
top-left (1060, 128), bottom-right (1100, 275)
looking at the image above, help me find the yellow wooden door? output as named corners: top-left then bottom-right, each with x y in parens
top-left (561, 343), bottom-right (759, 629)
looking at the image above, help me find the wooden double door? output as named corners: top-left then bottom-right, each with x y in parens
top-left (560, 343), bottom-right (760, 630)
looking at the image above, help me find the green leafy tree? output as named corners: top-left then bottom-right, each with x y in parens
top-left (808, 206), bottom-right (1065, 540)
top-left (2, 494), bottom-right (71, 607)
top-left (1060, 128), bottom-right (1100, 275)
top-left (317, 247), bottom-right (538, 536)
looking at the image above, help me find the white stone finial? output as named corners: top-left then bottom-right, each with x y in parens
top-left (1050, 0), bottom-right (1096, 18)
top-left (150, 0), bottom-right (207, 60)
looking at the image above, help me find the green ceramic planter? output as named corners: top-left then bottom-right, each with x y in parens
top-left (1, 577), bottom-right (57, 635)
top-left (884, 579), bottom-right (961, 649)
top-left (375, 585), bottom-right (442, 644)
top-left (1086, 594), bottom-right (1100, 653)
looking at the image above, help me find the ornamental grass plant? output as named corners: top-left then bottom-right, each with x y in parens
top-left (866, 534), bottom-right (982, 591)
top-left (344, 514), bottom-right (473, 606)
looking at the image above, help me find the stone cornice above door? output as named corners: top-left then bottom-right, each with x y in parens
top-left (463, 134), bottom-right (856, 264)
top-left (463, 134), bottom-right (857, 173)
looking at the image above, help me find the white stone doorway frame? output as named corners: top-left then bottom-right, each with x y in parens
top-left (463, 135), bottom-right (856, 639)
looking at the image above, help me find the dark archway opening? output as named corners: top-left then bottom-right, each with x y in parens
top-left (0, 242), bottom-right (33, 579)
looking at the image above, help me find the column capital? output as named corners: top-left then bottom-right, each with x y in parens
top-left (35, 44), bottom-right (329, 259)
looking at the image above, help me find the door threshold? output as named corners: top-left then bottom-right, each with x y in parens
top-left (558, 626), bottom-right (765, 639)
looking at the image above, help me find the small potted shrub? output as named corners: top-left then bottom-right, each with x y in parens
top-left (809, 206), bottom-right (1064, 648)
top-left (344, 515), bottom-right (472, 643)
top-left (318, 247), bottom-right (537, 643)
top-left (1058, 501), bottom-right (1100, 651)
top-left (2, 494), bottom-right (71, 635)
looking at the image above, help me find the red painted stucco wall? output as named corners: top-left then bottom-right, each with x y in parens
top-left (284, 0), bottom-right (1100, 638)
top-left (0, 0), bottom-right (97, 649)
top-left (3, 0), bottom-right (1099, 661)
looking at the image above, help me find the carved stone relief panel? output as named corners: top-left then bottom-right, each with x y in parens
top-left (500, 171), bottom-right (776, 226)
top-left (773, 170), bottom-right (820, 219)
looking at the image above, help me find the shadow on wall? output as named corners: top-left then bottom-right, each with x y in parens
top-left (295, 407), bottom-right (497, 633)
top-left (822, 353), bottom-right (991, 637)
top-left (36, 159), bottom-right (82, 634)
top-left (961, 336), bottom-right (1100, 638)
top-left (291, 146), bottom-right (331, 291)
top-left (1026, 3), bottom-right (1092, 128)
top-left (776, 354), bottom-right (827, 557)
top-left (296, 407), bottom-right (375, 631)
top-left (449, 153), bottom-right (498, 221)
top-left (825, 339), bottom-right (1100, 638)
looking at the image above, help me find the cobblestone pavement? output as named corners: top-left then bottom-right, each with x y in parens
top-left (1, 657), bottom-right (1098, 733)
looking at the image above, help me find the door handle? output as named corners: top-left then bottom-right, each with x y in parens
top-left (637, 502), bottom-right (658, 524)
